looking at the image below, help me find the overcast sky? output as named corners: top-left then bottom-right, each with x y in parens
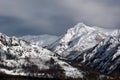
top-left (0, 0), bottom-right (120, 37)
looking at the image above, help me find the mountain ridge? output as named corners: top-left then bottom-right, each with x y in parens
top-left (19, 23), bottom-right (120, 75)
top-left (1, 22), bottom-right (120, 79)
top-left (47, 23), bottom-right (120, 75)
top-left (0, 32), bottom-right (83, 78)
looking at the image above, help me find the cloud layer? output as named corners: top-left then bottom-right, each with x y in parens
top-left (0, 0), bottom-right (120, 36)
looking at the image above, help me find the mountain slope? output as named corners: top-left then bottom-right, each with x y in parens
top-left (48, 23), bottom-right (112, 56)
top-left (0, 32), bottom-right (83, 78)
top-left (48, 23), bottom-right (120, 75)
top-left (73, 36), bottom-right (120, 75)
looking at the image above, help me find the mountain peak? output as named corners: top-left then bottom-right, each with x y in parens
top-left (48, 23), bottom-right (120, 76)
top-left (72, 23), bottom-right (120, 37)
top-left (69, 23), bottom-right (95, 33)
top-left (74, 23), bottom-right (87, 28)
top-left (49, 23), bottom-right (120, 56)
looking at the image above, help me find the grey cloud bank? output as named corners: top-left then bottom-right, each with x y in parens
top-left (0, 0), bottom-right (119, 36)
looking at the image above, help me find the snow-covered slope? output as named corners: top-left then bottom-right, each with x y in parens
top-left (73, 36), bottom-right (120, 74)
top-left (19, 34), bottom-right (59, 47)
top-left (0, 32), bottom-right (83, 78)
top-left (48, 23), bottom-right (120, 75)
top-left (48, 23), bottom-right (112, 56)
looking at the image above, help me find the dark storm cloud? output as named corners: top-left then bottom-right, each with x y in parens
top-left (0, 15), bottom-right (75, 37)
top-left (0, 0), bottom-right (120, 36)
top-left (0, 16), bottom-right (42, 36)
top-left (59, 0), bottom-right (120, 28)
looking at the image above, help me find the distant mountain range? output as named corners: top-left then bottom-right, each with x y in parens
top-left (19, 34), bottom-right (59, 47)
top-left (1, 23), bottom-right (120, 79)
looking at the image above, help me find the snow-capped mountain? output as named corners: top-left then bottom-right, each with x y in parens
top-left (0, 32), bottom-right (83, 78)
top-left (48, 23), bottom-right (120, 75)
top-left (19, 34), bottom-right (59, 47)
top-left (48, 23), bottom-right (111, 56)
top-left (2, 22), bottom-right (120, 79)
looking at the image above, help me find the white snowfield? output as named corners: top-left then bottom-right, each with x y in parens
top-left (0, 32), bottom-right (83, 78)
